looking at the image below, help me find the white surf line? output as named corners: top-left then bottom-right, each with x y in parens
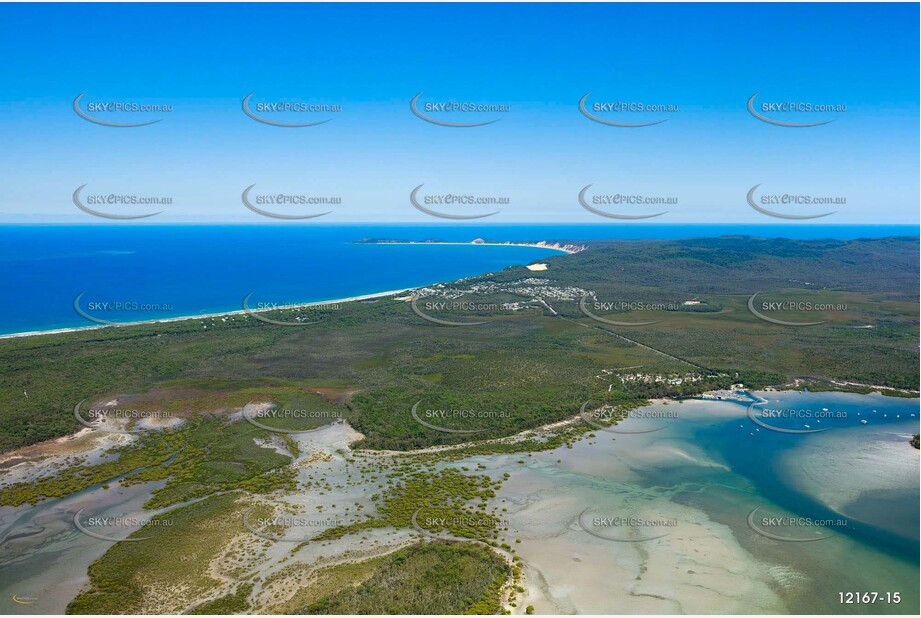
top-left (0, 242), bottom-right (583, 341)
top-left (363, 240), bottom-right (585, 254)
top-left (0, 288), bottom-right (417, 341)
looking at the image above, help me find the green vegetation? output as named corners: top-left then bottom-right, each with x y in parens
top-left (187, 583), bottom-right (254, 614)
top-left (0, 414), bottom-right (296, 508)
top-left (794, 378), bottom-right (917, 399)
top-left (260, 558), bottom-right (386, 614)
top-left (13, 234), bottom-right (910, 617)
top-left (21, 234), bottom-right (914, 616)
top-left (350, 385), bottom-right (629, 450)
top-left (1, 236), bottom-right (917, 454)
top-left (301, 541), bottom-right (510, 615)
top-left (312, 468), bottom-right (504, 543)
top-left (546, 236), bottom-right (919, 391)
top-left (67, 493), bottom-right (261, 614)
top-left (67, 464), bottom-right (516, 614)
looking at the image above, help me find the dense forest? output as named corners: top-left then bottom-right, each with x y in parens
top-left (0, 235), bottom-right (917, 453)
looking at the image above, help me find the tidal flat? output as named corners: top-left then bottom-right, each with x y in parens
top-left (0, 392), bottom-right (917, 614)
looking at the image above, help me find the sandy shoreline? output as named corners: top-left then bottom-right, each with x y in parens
top-left (364, 240), bottom-right (584, 254)
top-left (367, 397), bottom-right (675, 457)
top-left (4, 392), bottom-right (917, 614)
top-left (0, 287), bottom-right (416, 342)
top-left (1, 240), bottom-right (578, 342)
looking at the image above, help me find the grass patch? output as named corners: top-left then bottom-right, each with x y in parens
top-left (301, 541), bottom-right (510, 615)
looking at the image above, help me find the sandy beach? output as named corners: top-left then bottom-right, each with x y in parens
top-left (0, 239), bottom-right (580, 342)
top-left (0, 287), bottom-right (416, 342)
top-left (364, 240), bottom-right (585, 254)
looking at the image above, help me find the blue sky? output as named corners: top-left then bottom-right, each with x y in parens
top-left (0, 2), bottom-right (917, 224)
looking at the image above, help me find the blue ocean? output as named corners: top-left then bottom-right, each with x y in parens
top-left (1, 224), bottom-right (917, 336)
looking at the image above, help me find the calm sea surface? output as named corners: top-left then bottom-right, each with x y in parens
top-left (1, 224), bottom-right (916, 335)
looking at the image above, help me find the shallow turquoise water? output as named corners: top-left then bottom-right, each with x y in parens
top-left (611, 392), bottom-right (920, 613)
